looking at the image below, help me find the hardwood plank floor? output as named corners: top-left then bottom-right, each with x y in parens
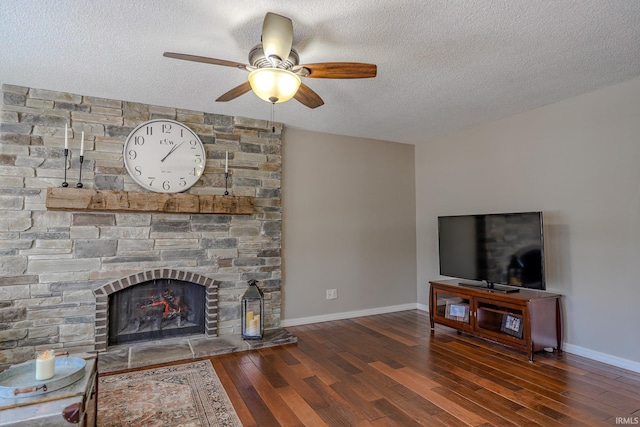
top-left (210, 310), bottom-right (639, 426)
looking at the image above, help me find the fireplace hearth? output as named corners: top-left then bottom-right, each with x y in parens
top-left (94, 270), bottom-right (298, 374)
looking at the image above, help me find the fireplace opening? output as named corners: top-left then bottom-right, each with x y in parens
top-left (108, 279), bottom-right (206, 346)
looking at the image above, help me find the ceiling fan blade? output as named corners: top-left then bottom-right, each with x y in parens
top-left (216, 81), bottom-right (253, 102)
top-left (294, 62), bottom-right (377, 79)
top-left (164, 52), bottom-right (249, 70)
top-left (294, 83), bottom-right (324, 109)
top-left (261, 12), bottom-right (293, 65)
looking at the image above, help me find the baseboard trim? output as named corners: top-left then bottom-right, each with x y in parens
top-left (562, 343), bottom-right (640, 373)
top-left (282, 303), bottom-right (418, 327)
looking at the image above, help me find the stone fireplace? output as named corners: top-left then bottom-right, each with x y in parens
top-left (0, 84), bottom-right (287, 369)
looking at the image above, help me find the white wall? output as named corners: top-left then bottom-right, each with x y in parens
top-left (282, 128), bottom-right (416, 323)
top-left (416, 77), bottom-right (640, 368)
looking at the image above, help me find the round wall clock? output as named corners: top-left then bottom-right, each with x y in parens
top-left (123, 119), bottom-right (206, 193)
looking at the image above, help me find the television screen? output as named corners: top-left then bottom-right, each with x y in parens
top-left (438, 212), bottom-right (545, 290)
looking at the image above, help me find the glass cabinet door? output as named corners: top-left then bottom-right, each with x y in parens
top-left (433, 289), bottom-right (472, 328)
top-left (475, 298), bottom-right (525, 342)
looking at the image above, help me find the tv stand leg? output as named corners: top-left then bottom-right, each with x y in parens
top-left (429, 284), bottom-right (435, 329)
top-left (556, 298), bottom-right (563, 353)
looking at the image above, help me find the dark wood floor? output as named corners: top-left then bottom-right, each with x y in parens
top-left (210, 310), bottom-right (640, 426)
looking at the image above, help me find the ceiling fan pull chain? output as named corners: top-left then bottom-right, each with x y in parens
top-left (268, 102), bottom-right (276, 144)
top-left (270, 102), bottom-right (276, 134)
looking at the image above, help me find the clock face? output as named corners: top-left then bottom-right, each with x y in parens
top-left (123, 119), bottom-right (206, 193)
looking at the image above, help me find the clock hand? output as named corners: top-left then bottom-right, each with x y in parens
top-left (160, 141), bottom-right (185, 162)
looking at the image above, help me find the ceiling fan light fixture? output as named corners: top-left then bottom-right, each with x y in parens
top-left (248, 68), bottom-right (301, 103)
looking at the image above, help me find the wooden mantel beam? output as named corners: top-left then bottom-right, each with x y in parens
top-left (46, 188), bottom-right (254, 215)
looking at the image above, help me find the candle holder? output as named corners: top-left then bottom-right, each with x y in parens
top-left (76, 155), bottom-right (84, 188)
top-left (224, 171), bottom-right (229, 196)
top-left (61, 148), bottom-right (69, 187)
top-left (241, 280), bottom-right (264, 340)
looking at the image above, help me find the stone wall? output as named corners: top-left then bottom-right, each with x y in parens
top-left (0, 84), bottom-right (282, 367)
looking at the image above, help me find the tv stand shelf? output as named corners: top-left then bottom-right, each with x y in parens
top-left (429, 280), bottom-right (562, 361)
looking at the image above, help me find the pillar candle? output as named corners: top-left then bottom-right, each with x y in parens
top-left (249, 318), bottom-right (259, 335)
top-left (225, 151), bottom-right (228, 173)
top-left (35, 349), bottom-right (56, 380)
top-left (245, 310), bottom-right (254, 331)
top-left (80, 131), bottom-right (84, 156)
top-left (64, 124), bottom-right (68, 149)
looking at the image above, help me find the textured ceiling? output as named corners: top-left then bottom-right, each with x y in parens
top-left (2, 1), bottom-right (640, 145)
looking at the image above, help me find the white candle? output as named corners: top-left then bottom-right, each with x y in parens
top-left (225, 151), bottom-right (228, 173)
top-left (35, 350), bottom-right (56, 380)
top-left (80, 132), bottom-right (84, 156)
top-left (245, 310), bottom-right (253, 331)
top-left (64, 124), bottom-right (68, 149)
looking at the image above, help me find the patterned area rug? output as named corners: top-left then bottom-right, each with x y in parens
top-left (98, 360), bottom-right (241, 426)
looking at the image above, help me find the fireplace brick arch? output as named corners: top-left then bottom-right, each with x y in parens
top-left (93, 269), bottom-right (218, 351)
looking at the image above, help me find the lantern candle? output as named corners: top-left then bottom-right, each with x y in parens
top-left (241, 279), bottom-right (264, 340)
top-left (251, 315), bottom-right (260, 335)
top-left (35, 349), bottom-right (56, 380)
top-left (245, 310), bottom-right (254, 330)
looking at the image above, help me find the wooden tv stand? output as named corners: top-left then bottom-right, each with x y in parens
top-left (429, 280), bottom-right (562, 361)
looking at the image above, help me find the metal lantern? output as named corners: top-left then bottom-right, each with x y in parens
top-left (241, 280), bottom-right (264, 340)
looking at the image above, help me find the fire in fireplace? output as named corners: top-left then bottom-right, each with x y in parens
top-left (108, 279), bottom-right (205, 346)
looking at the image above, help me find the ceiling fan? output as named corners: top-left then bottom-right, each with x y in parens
top-left (163, 12), bottom-right (377, 109)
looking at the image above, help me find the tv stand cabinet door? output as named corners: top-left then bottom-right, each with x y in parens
top-left (529, 297), bottom-right (562, 355)
top-left (473, 296), bottom-right (531, 357)
top-left (429, 284), bottom-right (474, 332)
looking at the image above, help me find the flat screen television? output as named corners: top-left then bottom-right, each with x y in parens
top-left (438, 211), bottom-right (545, 291)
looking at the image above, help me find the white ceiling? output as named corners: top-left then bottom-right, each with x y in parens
top-left (2, 1), bottom-right (640, 145)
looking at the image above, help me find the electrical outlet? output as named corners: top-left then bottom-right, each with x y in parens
top-left (326, 289), bottom-right (338, 300)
